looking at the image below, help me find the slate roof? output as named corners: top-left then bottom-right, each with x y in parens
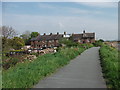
top-left (72, 34), bottom-right (83, 40)
top-left (31, 34), bottom-right (63, 41)
top-left (72, 33), bottom-right (95, 40)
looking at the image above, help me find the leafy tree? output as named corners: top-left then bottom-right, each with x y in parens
top-left (20, 31), bottom-right (39, 45)
top-left (20, 31), bottom-right (31, 45)
top-left (11, 37), bottom-right (25, 50)
top-left (30, 32), bottom-right (39, 38)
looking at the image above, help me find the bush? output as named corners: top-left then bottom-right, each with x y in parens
top-left (99, 44), bottom-right (119, 89)
top-left (79, 43), bottom-right (94, 49)
top-left (59, 38), bottom-right (80, 47)
top-left (93, 40), bottom-right (103, 47)
top-left (2, 57), bottom-right (19, 70)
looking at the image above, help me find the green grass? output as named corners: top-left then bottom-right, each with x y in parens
top-left (99, 44), bottom-right (119, 89)
top-left (2, 46), bottom-right (85, 88)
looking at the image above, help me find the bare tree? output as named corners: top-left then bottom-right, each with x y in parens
top-left (2, 26), bottom-right (17, 39)
top-left (1, 26), bottom-right (17, 52)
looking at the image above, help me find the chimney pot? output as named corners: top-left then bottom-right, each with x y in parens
top-left (83, 30), bottom-right (85, 33)
top-left (44, 33), bottom-right (46, 35)
top-left (64, 32), bottom-right (66, 35)
top-left (50, 33), bottom-right (52, 35)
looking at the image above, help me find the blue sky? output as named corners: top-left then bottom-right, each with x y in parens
top-left (1, 2), bottom-right (118, 40)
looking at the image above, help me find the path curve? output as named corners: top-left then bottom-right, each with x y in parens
top-left (34, 47), bottom-right (106, 88)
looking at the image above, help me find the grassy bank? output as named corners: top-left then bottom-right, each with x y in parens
top-left (2, 46), bottom-right (86, 88)
top-left (99, 44), bottom-right (119, 89)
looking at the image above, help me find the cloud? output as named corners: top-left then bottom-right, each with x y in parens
top-left (2, 14), bottom-right (118, 40)
top-left (36, 3), bottom-right (105, 16)
top-left (65, 7), bottom-right (104, 15)
top-left (78, 2), bottom-right (118, 8)
top-left (58, 22), bottom-right (64, 29)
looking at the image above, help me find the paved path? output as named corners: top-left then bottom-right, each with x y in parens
top-left (34, 47), bottom-right (106, 88)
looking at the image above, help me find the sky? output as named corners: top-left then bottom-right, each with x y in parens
top-left (1, 1), bottom-right (119, 40)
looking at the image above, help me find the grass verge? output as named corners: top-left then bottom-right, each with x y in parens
top-left (2, 46), bottom-right (86, 88)
top-left (99, 44), bottom-right (119, 89)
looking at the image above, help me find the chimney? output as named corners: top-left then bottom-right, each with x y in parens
top-left (64, 32), bottom-right (66, 35)
top-left (44, 33), bottom-right (46, 35)
top-left (83, 30), bottom-right (85, 33)
top-left (57, 32), bottom-right (59, 35)
top-left (50, 33), bottom-right (52, 35)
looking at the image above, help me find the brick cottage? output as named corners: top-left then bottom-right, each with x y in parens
top-left (30, 31), bottom-right (95, 49)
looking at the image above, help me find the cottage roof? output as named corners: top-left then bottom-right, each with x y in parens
top-left (72, 33), bottom-right (95, 40)
top-left (31, 34), bottom-right (63, 41)
top-left (83, 33), bottom-right (95, 38)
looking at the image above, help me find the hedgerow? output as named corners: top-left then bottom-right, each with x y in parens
top-left (99, 44), bottom-right (119, 89)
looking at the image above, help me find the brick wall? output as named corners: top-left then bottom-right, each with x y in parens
top-left (31, 40), bottom-right (59, 49)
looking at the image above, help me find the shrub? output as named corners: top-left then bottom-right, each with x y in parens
top-left (93, 40), bottom-right (104, 47)
top-left (2, 57), bottom-right (19, 70)
top-left (59, 38), bottom-right (80, 47)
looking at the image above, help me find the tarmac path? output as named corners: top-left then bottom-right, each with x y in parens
top-left (34, 47), bottom-right (106, 88)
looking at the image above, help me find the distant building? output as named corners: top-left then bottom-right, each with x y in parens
top-left (30, 31), bottom-right (95, 49)
top-left (71, 30), bottom-right (95, 44)
top-left (30, 32), bottom-right (64, 49)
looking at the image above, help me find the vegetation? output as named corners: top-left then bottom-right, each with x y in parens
top-left (20, 31), bottom-right (39, 45)
top-left (59, 38), bottom-right (94, 48)
top-left (99, 44), bottom-right (119, 89)
top-left (11, 37), bottom-right (25, 50)
top-left (59, 38), bottom-right (79, 47)
top-left (1, 26), bottom-right (25, 53)
top-left (2, 55), bottom-right (28, 70)
top-left (30, 32), bottom-right (39, 38)
top-left (2, 47), bottom-right (86, 88)
top-left (93, 39), bottom-right (104, 47)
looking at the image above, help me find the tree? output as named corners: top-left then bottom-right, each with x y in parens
top-left (20, 31), bottom-right (31, 45)
top-left (2, 26), bottom-right (17, 38)
top-left (11, 37), bottom-right (25, 50)
top-left (99, 39), bottom-right (104, 42)
top-left (20, 31), bottom-right (31, 40)
top-left (30, 32), bottom-right (39, 38)
top-left (1, 26), bottom-right (17, 52)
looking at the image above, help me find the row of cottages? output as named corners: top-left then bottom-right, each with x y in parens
top-left (30, 32), bottom-right (70, 49)
top-left (30, 31), bottom-right (95, 49)
top-left (72, 31), bottom-right (95, 43)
